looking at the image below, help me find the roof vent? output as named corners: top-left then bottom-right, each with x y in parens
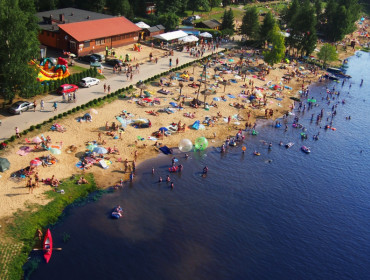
top-left (87, 15), bottom-right (90, 19)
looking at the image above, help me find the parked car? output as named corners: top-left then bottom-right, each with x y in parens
top-left (91, 53), bottom-right (105, 62)
top-left (78, 55), bottom-right (98, 63)
top-left (56, 84), bottom-right (79, 95)
top-left (105, 59), bottom-right (123, 67)
top-left (79, 77), bottom-right (100, 88)
top-left (182, 17), bottom-right (194, 26)
top-left (8, 101), bottom-right (34, 115)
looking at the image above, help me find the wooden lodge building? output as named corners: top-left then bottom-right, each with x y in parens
top-left (36, 8), bottom-right (141, 56)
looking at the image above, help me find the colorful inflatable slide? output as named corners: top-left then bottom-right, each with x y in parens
top-left (31, 57), bottom-right (70, 82)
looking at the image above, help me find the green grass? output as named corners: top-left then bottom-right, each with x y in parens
top-left (1, 174), bottom-right (98, 280)
top-left (68, 65), bottom-right (88, 74)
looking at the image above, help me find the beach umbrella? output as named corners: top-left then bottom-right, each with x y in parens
top-left (143, 98), bottom-right (152, 102)
top-left (30, 159), bottom-right (42, 167)
top-left (228, 59), bottom-right (234, 62)
top-left (50, 148), bottom-right (61, 155)
top-left (199, 32), bottom-right (212, 38)
top-left (93, 146), bottom-right (108, 154)
top-left (0, 158), bottom-right (10, 172)
top-left (32, 136), bottom-right (42, 144)
top-left (159, 127), bottom-right (168, 132)
top-left (90, 108), bottom-right (98, 115)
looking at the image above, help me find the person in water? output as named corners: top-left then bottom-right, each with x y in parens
top-left (152, 167), bottom-right (155, 174)
top-left (158, 176), bottom-right (163, 182)
top-left (170, 182), bottom-right (174, 188)
top-left (166, 175), bottom-right (171, 182)
top-left (185, 154), bottom-right (189, 159)
top-left (203, 166), bottom-right (208, 174)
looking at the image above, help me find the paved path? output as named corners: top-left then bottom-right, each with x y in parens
top-left (0, 43), bottom-right (235, 141)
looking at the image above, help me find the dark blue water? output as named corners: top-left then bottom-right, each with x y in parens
top-left (30, 52), bottom-right (370, 280)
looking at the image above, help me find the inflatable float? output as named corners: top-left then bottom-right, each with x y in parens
top-left (31, 57), bottom-right (70, 82)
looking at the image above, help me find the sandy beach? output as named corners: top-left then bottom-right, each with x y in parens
top-left (0, 47), bottom-right (326, 220)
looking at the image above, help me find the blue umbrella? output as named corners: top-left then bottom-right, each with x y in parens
top-left (159, 127), bottom-right (168, 132)
top-left (93, 146), bottom-right (108, 154)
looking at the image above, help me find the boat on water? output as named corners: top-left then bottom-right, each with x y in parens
top-left (301, 146), bottom-right (311, 153)
top-left (43, 229), bottom-right (53, 263)
top-left (285, 142), bottom-right (294, 148)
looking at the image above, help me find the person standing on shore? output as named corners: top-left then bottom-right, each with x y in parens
top-left (53, 102), bottom-right (57, 111)
top-left (108, 85), bottom-right (111, 94)
top-left (40, 100), bottom-right (45, 111)
top-left (104, 83), bottom-right (107, 93)
top-left (33, 100), bottom-right (37, 112)
top-left (169, 58), bottom-right (172, 68)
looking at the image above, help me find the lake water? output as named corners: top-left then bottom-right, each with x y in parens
top-left (30, 52), bottom-right (370, 280)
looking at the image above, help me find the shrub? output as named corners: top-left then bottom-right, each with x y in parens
top-left (97, 97), bottom-right (102, 101)
top-left (9, 135), bottom-right (16, 142)
top-left (48, 118), bottom-right (54, 123)
top-left (29, 125), bottom-right (35, 131)
top-left (36, 124), bottom-right (42, 129)
top-left (93, 99), bottom-right (98, 104)
top-left (76, 106), bottom-right (81, 111)
top-left (67, 110), bottom-right (72, 114)
top-left (22, 129), bottom-right (29, 135)
top-left (81, 104), bottom-right (86, 109)
top-left (63, 112), bottom-right (67, 116)
top-left (72, 108), bottom-right (76, 112)
top-left (129, 85), bottom-right (133, 89)
top-left (53, 116), bottom-right (58, 120)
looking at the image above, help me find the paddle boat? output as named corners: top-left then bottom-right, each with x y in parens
top-left (111, 206), bottom-right (123, 219)
top-left (43, 229), bottom-right (53, 263)
top-left (285, 142), bottom-right (294, 148)
top-left (301, 146), bottom-right (311, 153)
top-left (252, 130), bottom-right (258, 136)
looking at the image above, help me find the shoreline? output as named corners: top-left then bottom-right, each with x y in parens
top-left (0, 32), bottom-right (368, 278)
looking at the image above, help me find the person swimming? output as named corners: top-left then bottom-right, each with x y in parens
top-left (185, 154), bottom-right (189, 159)
top-left (268, 143), bottom-right (272, 149)
top-left (166, 175), bottom-right (171, 182)
top-left (158, 176), bottom-right (163, 182)
top-left (203, 166), bottom-right (208, 174)
top-left (170, 182), bottom-right (174, 188)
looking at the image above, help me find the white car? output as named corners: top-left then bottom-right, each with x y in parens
top-left (79, 77), bottom-right (100, 88)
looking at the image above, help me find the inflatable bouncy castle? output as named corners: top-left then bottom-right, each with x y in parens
top-left (31, 57), bottom-right (70, 82)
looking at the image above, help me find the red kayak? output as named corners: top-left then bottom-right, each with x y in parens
top-left (43, 229), bottom-right (53, 263)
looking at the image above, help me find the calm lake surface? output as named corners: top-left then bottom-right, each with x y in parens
top-left (30, 52), bottom-right (370, 280)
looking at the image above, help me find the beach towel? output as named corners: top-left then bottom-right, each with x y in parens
top-left (169, 102), bottom-right (178, 108)
top-left (99, 159), bottom-right (109, 169)
top-left (158, 89), bottom-right (171, 95)
top-left (159, 146), bottom-right (172, 155)
top-left (17, 146), bottom-right (33, 156)
top-left (147, 136), bottom-right (158, 141)
top-left (227, 94), bottom-right (236, 99)
top-left (213, 97), bottom-right (220, 101)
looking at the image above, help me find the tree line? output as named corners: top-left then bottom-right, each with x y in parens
top-left (240, 0), bottom-right (361, 65)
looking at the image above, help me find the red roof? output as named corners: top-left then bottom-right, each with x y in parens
top-left (58, 17), bottom-right (141, 42)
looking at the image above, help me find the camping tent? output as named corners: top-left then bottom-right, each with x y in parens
top-left (153, 30), bottom-right (188, 41)
top-left (0, 158), bottom-right (10, 172)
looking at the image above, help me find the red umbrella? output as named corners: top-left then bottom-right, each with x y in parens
top-left (143, 98), bottom-right (152, 102)
top-left (30, 159), bottom-right (42, 166)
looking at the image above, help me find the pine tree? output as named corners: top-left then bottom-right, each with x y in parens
top-left (221, 8), bottom-right (235, 35)
top-left (260, 11), bottom-right (276, 45)
top-left (241, 6), bottom-right (260, 41)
